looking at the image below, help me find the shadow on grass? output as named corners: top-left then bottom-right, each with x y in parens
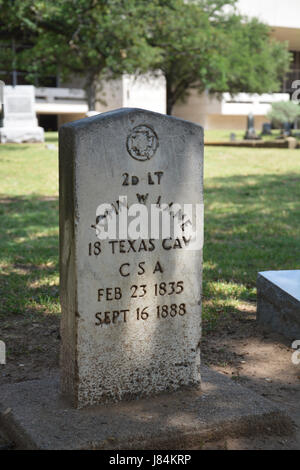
top-left (203, 171), bottom-right (300, 332)
top-left (0, 196), bottom-right (59, 318)
top-left (0, 145), bottom-right (32, 153)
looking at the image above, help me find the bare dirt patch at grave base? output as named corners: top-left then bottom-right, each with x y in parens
top-left (201, 303), bottom-right (300, 449)
top-left (0, 315), bottom-right (60, 385)
top-left (0, 305), bottom-right (299, 450)
top-left (0, 313), bottom-right (60, 449)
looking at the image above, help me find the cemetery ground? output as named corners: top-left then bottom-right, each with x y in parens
top-left (0, 133), bottom-right (300, 449)
top-left (205, 129), bottom-right (300, 142)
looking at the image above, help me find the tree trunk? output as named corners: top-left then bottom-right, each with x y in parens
top-left (166, 77), bottom-right (174, 115)
top-left (85, 73), bottom-right (98, 111)
top-left (167, 98), bottom-right (173, 116)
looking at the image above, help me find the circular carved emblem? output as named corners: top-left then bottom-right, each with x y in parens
top-left (126, 125), bottom-right (158, 161)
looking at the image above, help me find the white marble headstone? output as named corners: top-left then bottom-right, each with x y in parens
top-left (0, 85), bottom-right (44, 143)
top-left (59, 108), bottom-right (204, 408)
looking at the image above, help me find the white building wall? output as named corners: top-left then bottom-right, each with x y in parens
top-left (96, 79), bottom-right (123, 113)
top-left (96, 74), bottom-right (166, 115)
top-left (173, 90), bottom-right (290, 130)
top-left (123, 74), bottom-right (166, 114)
top-left (33, 73), bottom-right (166, 125)
top-left (237, 0), bottom-right (300, 29)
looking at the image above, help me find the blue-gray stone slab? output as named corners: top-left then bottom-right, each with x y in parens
top-left (257, 270), bottom-right (300, 340)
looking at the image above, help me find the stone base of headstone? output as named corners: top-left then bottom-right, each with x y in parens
top-left (286, 137), bottom-right (298, 149)
top-left (257, 270), bottom-right (300, 341)
top-left (243, 132), bottom-right (262, 141)
top-left (0, 367), bottom-right (293, 450)
top-left (0, 126), bottom-right (44, 144)
top-left (261, 123), bottom-right (272, 136)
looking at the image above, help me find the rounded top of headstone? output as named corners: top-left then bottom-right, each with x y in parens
top-left (60, 108), bottom-right (203, 132)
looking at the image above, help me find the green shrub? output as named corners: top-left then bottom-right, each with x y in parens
top-left (267, 101), bottom-right (300, 127)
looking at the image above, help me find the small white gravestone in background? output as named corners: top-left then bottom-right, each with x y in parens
top-left (59, 108), bottom-right (204, 408)
top-left (0, 85), bottom-right (44, 143)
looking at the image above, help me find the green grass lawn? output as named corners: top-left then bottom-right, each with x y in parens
top-left (203, 145), bottom-right (300, 330)
top-left (0, 133), bottom-right (59, 318)
top-left (0, 132), bottom-right (300, 334)
top-left (205, 129), bottom-right (300, 142)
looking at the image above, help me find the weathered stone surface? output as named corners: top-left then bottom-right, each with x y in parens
top-left (59, 108), bottom-right (204, 408)
top-left (0, 429), bottom-right (13, 450)
top-left (0, 367), bottom-right (294, 450)
top-left (257, 271), bottom-right (300, 340)
top-left (0, 85), bottom-right (44, 143)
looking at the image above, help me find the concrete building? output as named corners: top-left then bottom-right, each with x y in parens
top-left (34, 74), bottom-right (166, 130)
top-left (174, 0), bottom-right (300, 129)
top-left (1, 0), bottom-right (299, 130)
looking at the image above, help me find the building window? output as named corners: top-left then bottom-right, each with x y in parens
top-left (38, 114), bottom-right (58, 131)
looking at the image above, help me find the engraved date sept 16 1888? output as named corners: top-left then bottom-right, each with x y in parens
top-left (95, 303), bottom-right (187, 327)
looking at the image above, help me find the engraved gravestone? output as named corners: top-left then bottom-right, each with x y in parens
top-left (0, 85), bottom-right (44, 143)
top-left (59, 108), bottom-right (204, 408)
